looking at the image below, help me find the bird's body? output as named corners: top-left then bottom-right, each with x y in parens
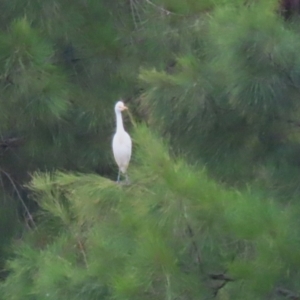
top-left (112, 101), bottom-right (132, 183)
top-left (112, 131), bottom-right (131, 173)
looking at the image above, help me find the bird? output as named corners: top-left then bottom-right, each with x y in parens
top-left (112, 101), bottom-right (132, 183)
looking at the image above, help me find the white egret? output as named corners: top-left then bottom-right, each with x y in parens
top-left (112, 101), bottom-right (132, 183)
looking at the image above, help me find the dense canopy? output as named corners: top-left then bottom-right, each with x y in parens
top-left (1, 0), bottom-right (300, 299)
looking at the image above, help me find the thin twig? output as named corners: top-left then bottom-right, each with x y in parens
top-left (145, 0), bottom-right (183, 16)
top-left (77, 238), bottom-right (89, 269)
top-left (0, 168), bottom-right (36, 229)
top-left (0, 172), bottom-right (7, 203)
top-left (182, 204), bottom-right (202, 268)
top-left (129, 0), bottom-right (145, 30)
top-left (209, 273), bottom-right (233, 282)
top-left (130, 0), bottom-right (139, 29)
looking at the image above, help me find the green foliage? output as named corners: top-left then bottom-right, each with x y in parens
top-left (0, 1), bottom-right (136, 183)
top-left (1, 0), bottom-right (300, 299)
top-left (0, 0), bottom-right (136, 279)
top-left (2, 126), bottom-right (300, 299)
top-left (0, 17), bottom-right (69, 128)
top-left (139, 1), bottom-right (300, 196)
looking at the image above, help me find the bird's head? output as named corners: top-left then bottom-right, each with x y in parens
top-left (115, 101), bottom-right (128, 112)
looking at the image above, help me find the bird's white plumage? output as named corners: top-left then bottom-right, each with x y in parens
top-left (112, 130), bottom-right (131, 173)
top-left (112, 101), bottom-right (132, 181)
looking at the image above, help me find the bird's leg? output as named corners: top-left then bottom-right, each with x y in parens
top-left (125, 173), bottom-right (130, 185)
top-left (117, 169), bottom-right (121, 183)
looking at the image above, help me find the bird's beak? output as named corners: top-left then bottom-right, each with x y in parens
top-left (122, 105), bottom-right (128, 110)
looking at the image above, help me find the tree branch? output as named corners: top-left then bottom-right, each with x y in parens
top-left (145, 0), bottom-right (182, 16)
top-left (208, 272), bottom-right (234, 297)
top-left (0, 137), bottom-right (24, 149)
top-left (181, 203), bottom-right (202, 269)
top-left (0, 168), bottom-right (36, 229)
top-left (77, 238), bottom-right (89, 269)
top-left (209, 273), bottom-right (234, 282)
top-left (276, 288), bottom-right (300, 300)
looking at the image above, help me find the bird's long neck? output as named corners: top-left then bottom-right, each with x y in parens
top-left (115, 111), bottom-right (125, 132)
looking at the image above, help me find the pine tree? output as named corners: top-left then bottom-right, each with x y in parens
top-left (2, 0), bottom-right (300, 299)
top-left (139, 0), bottom-right (300, 195)
top-left (0, 0), bottom-right (137, 276)
top-left (2, 126), bottom-right (300, 299)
